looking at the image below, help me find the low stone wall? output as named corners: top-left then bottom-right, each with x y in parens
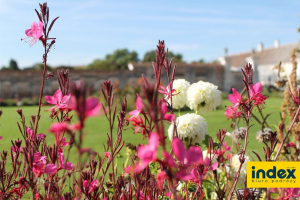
top-left (0, 63), bottom-right (224, 99)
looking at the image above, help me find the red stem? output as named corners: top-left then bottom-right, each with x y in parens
top-left (273, 105), bottom-right (300, 161)
top-left (34, 45), bottom-right (47, 134)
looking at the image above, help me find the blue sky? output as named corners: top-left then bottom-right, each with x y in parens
top-left (0, 0), bottom-right (299, 68)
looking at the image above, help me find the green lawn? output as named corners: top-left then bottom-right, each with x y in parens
top-left (0, 97), bottom-right (283, 173)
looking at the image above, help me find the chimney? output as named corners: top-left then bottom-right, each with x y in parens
top-left (274, 40), bottom-right (280, 48)
top-left (224, 47), bottom-right (228, 56)
top-left (257, 42), bottom-right (263, 52)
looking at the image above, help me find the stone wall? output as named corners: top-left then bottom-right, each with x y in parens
top-left (0, 63), bottom-right (224, 99)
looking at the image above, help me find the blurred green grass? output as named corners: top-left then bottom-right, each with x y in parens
top-left (0, 97), bottom-right (283, 174)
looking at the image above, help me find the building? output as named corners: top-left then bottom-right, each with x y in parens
top-left (219, 41), bottom-right (300, 92)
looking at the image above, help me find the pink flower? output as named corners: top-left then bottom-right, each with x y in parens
top-left (34, 192), bottom-right (41, 200)
top-left (135, 133), bottom-right (159, 172)
top-left (172, 138), bottom-right (203, 166)
top-left (0, 136), bottom-right (2, 140)
top-left (45, 90), bottom-right (71, 111)
top-left (104, 152), bottom-right (111, 159)
top-left (290, 89), bottom-right (300, 105)
top-left (123, 166), bottom-right (132, 176)
top-left (128, 94), bottom-right (143, 119)
top-left (49, 122), bottom-right (79, 134)
top-left (157, 171), bottom-right (168, 189)
top-left (215, 141), bottom-right (231, 157)
top-left (281, 188), bottom-right (300, 199)
top-left (85, 98), bottom-right (101, 117)
top-left (228, 88), bottom-right (241, 108)
top-left (190, 157), bottom-right (218, 183)
top-left (69, 97), bottom-right (101, 119)
top-left (286, 142), bottom-right (296, 148)
top-left (158, 82), bottom-right (178, 100)
top-left (58, 152), bottom-right (73, 170)
top-left (164, 191), bottom-right (172, 199)
top-left (27, 128), bottom-right (34, 139)
top-left (224, 106), bottom-right (241, 120)
top-left (83, 180), bottom-right (98, 194)
top-left (131, 116), bottom-right (147, 135)
top-left (249, 82), bottom-right (263, 98)
top-left (136, 191), bottom-right (150, 200)
top-left (249, 82), bottom-right (266, 105)
top-left (57, 137), bottom-right (69, 148)
top-left (33, 152), bottom-right (47, 176)
top-left (161, 103), bottom-right (175, 122)
top-left (44, 164), bottom-right (58, 175)
top-left (171, 138), bottom-right (206, 181)
top-left (22, 21), bottom-right (43, 46)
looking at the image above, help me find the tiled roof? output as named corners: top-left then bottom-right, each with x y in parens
top-left (227, 43), bottom-right (299, 67)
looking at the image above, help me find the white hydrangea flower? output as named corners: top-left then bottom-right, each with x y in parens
top-left (168, 79), bottom-right (190, 109)
top-left (230, 154), bottom-right (250, 179)
top-left (168, 113), bottom-right (208, 145)
top-left (186, 81), bottom-right (222, 113)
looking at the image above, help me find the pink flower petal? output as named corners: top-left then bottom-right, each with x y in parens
top-left (31, 22), bottom-right (38, 31)
top-left (175, 169), bottom-right (192, 181)
top-left (45, 95), bottom-right (57, 105)
top-left (61, 93), bottom-right (71, 104)
top-left (209, 162), bottom-right (219, 171)
top-left (64, 162), bottom-right (73, 170)
top-left (204, 156), bottom-right (210, 168)
top-left (228, 88), bottom-right (241, 104)
top-left (171, 138), bottom-right (185, 162)
top-left (164, 114), bottom-right (175, 122)
top-left (85, 98), bottom-right (100, 117)
top-left (54, 90), bottom-right (63, 102)
top-left (162, 151), bottom-right (176, 167)
top-left (185, 146), bottom-right (203, 166)
top-left (128, 109), bottom-right (140, 118)
top-left (58, 153), bottom-right (64, 168)
top-left (161, 103), bottom-right (168, 115)
top-left (83, 180), bottom-right (89, 188)
top-left (44, 164), bottom-right (57, 175)
top-left (88, 180), bottom-right (98, 193)
top-left (49, 122), bottom-right (68, 134)
top-left (136, 94), bottom-right (143, 110)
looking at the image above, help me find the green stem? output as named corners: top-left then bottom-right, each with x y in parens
top-left (178, 106), bottom-right (181, 116)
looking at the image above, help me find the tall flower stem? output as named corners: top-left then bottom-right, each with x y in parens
top-left (273, 105), bottom-right (300, 161)
top-left (228, 120), bottom-right (249, 199)
top-left (34, 48), bottom-right (47, 134)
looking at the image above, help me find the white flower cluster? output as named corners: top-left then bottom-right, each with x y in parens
top-left (168, 113), bottom-right (208, 145)
top-left (166, 79), bottom-right (221, 113)
top-left (186, 81), bottom-right (222, 113)
top-left (230, 154), bottom-right (250, 179)
top-left (168, 79), bottom-right (190, 109)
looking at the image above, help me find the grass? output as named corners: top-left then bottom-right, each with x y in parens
top-left (0, 97), bottom-right (283, 174)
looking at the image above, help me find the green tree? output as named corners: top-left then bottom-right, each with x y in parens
top-left (87, 49), bottom-right (139, 70)
top-left (8, 59), bottom-right (19, 70)
top-left (33, 63), bottom-right (52, 70)
top-left (142, 50), bottom-right (184, 63)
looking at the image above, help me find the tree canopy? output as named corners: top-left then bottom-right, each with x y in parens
top-left (1, 59), bottom-right (20, 70)
top-left (87, 49), bottom-right (139, 70)
top-left (143, 50), bottom-right (184, 63)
